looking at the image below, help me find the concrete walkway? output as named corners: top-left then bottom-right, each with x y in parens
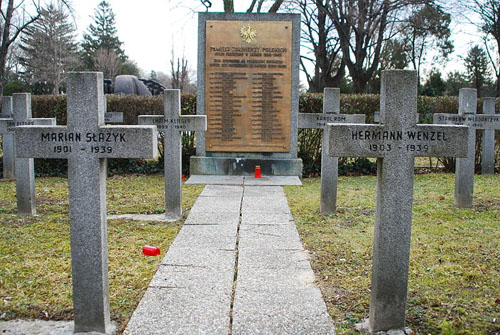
top-left (124, 184), bottom-right (335, 335)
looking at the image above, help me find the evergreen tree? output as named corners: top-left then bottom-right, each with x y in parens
top-left (464, 45), bottom-right (491, 97)
top-left (80, 1), bottom-right (126, 72)
top-left (18, 3), bottom-right (79, 94)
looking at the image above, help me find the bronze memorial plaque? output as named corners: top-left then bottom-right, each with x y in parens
top-left (205, 20), bottom-right (292, 152)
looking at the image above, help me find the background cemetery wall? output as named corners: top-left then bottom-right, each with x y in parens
top-left (1, 93), bottom-right (498, 177)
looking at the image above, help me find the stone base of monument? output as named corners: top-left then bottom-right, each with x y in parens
top-left (0, 320), bottom-right (116, 335)
top-left (355, 319), bottom-right (414, 335)
top-left (190, 156), bottom-right (303, 176)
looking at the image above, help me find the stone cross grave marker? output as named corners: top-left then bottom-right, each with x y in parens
top-left (298, 88), bottom-right (365, 214)
top-left (15, 72), bottom-right (158, 334)
top-left (328, 70), bottom-right (468, 332)
top-left (1, 96), bottom-right (15, 179)
top-left (0, 94), bottom-right (55, 215)
top-left (481, 97), bottom-right (496, 175)
top-left (139, 89), bottom-right (206, 221)
top-left (434, 89), bottom-right (500, 207)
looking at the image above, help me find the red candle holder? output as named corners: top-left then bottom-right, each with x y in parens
top-left (142, 245), bottom-right (161, 256)
top-left (255, 165), bottom-right (261, 178)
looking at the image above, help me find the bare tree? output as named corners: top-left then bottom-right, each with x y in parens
top-left (324, 0), bottom-right (428, 93)
top-left (170, 50), bottom-right (190, 91)
top-left (94, 47), bottom-right (122, 79)
top-left (296, 0), bottom-right (344, 92)
top-left (0, 0), bottom-right (41, 96)
top-left (216, 0), bottom-right (284, 12)
top-left (462, 0), bottom-right (500, 96)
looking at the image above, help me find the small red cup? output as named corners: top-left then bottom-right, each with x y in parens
top-left (255, 165), bottom-right (261, 178)
top-left (142, 246), bottom-right (161, 256)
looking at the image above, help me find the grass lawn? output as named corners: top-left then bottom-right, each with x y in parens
top-left (285, 173), bottom-right (500, 334)
top-left (0, 173), bottom-right (499, 334)
top-left (0, 175), bottom-right (203, 332)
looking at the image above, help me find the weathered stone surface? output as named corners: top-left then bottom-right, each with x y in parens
top-left (237, 248), bottom-right (312, 270)
top-left (12, 93), bottom-right (56, 215)
top-left (139, 89), bottom-right (206, 221)
top-left (189, 196), bottom-right (241, 214)
top-left (185, 174), bottom-right (245, 185)
top-left (1, 97), bottom-right (15, 179)
top-left (241, 212), bottom-right (294, 225)
top-left (125, 183), bottom-right (334, 335)
top-left (432, 89), bottom-right (499, 207)
top-left (329, 70), bottom-right (469, 332)
top-left (199, 184), bottom-right (244, 197)
top-left (238, 224), bottom-right (303, 249)
top-left (299, 88), bottom-right (366, 214)
top-left (184, 211), bottom-right (240, 225)
top-left (241, 196), bottom-right (291, 214)
top-left (232, 288), bottom-right (335, 335)
top-left (14, 72), bottom-right (158, 334)
top-left (104, 112), bottom-right (123, 123)
top-left (481, 97), bottom-right (496, 175)
top-left (161, 247), bottom-right (235, 270)
top-left (124, 287), bottom-right (231, 335)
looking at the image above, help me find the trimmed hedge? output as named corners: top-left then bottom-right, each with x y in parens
top-left (1, 93), bottom-right (497, 177)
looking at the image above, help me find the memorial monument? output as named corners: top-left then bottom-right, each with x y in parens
top-left (190, 12), bottom-right (302, 176)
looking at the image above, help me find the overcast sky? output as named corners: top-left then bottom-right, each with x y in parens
top-left (70, 0), bottom-right (486, 83)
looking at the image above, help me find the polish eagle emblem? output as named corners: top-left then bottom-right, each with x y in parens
top-left (240, 25), bottom-right (257, 43)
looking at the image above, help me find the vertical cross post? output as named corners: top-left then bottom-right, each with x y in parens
top-left (139, 89), bottom-right (206, 221)
top-left (455, 89), bottom-right (477, 207)
top-left (13, 93), bottom-right (56, 215)
top-left (328, 70), bottom-right (468, 332)
top-left (298, 88), bottom-right (365, 213)
top-left (481, 97), bottom-right (496, 175)
top-left (16, 72), bottom-right (158, 334)
top-left (433, 89), bottom-right (500, 207)
top-left (1, 97), bottom-right (15, 179)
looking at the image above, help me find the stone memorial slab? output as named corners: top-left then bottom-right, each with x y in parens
top-left (15, 72), bottom-right (158, 334)
top-left (434, 89), bottom-right (500, 207)
top-left (1, 97), bottom-right (15, 179)
top-left (481, 97), bottom-right (496, 175)
top-left (139, 89), bottom-right (206, 221)
top-left (298, 87), bottom-right (365, 214)
top-left (0, 94), bottom-right (56, 214)
top-left (191, 12), bottom-right (302, 176)
top-left (328, 70), bottom-right (468, 332)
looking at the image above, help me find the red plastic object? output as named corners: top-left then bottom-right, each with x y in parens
top-left (142, 246), bottom-right (161, 256)
top-left (182, 174), bottom-right (185, 180)
top-left (255, 165), bottom-right (261, 178)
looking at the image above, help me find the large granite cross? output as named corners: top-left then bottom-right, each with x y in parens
top-left (298, 88), bottom-right (365, 214)
top-left (139, 89), bottom-right (206, 221)
top-left (434, 89), bottom-right (500, 207)
top-left (0, 94), bottom-right (55, 214)
top-left (15, 72), bottom-right (158, 334)
top-left (328, 70), bottom-right (469, 332)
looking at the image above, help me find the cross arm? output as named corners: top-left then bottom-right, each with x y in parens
top-left (298, 113), bottom-right (365, 129)
top-left (138, 115), bottom-right (207, 132)
top-left (16, 125), bottom-right (158, 159)
top-left (328, 124), bottom-right (386, 158)
top-left (328, 124), bottom-right (469, 158)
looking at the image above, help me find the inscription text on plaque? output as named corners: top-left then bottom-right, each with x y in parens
top-left (205, 20), bottom-right (292, 152)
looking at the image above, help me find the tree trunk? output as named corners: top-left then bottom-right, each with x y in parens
top-left (223, 0), bottom-right (234, 12)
